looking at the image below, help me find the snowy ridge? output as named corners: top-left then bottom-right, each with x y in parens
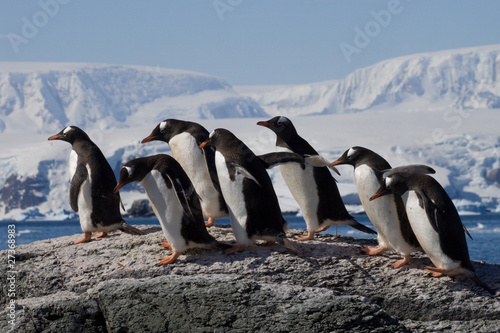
top-left (2, 45), bottom-right (500, 220)
top-left (0, 62), bottom-right (267, 134)
top-left (238, 44), bottom-right (500, 116)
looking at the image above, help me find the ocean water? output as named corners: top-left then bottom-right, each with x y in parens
top-left (1, 214), bottom-right (499, 264)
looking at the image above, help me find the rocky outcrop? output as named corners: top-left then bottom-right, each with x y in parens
top-left (125, 199), bottom-right (155, 217)
top-left (1, 225), bottom-right (499, 332)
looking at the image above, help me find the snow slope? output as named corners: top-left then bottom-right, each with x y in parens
top-left (0, 62), bottom-right (267, 134)
top-left (237, 45), bottom-right (500, 116)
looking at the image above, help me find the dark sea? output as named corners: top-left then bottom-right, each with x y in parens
top-left (1, 214), bottom-right (499, 264)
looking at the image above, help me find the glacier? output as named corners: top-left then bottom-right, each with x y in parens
top-left (1, 45), bottom-right (500, 220)
top-left (236, 44), bottom-right (500, 116)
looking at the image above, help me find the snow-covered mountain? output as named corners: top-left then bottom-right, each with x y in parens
top-left (1, 45), bottom-right (500, 220)
top-left (237, 45), bottom-right (500, 116)
top-left (0, 62), bottom-right (267, 134)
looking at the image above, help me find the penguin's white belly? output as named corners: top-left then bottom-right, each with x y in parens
top-left (77, 164), bottom-right (94, 232)
top-left (355, 166), bottom-right (415, 254)
top-left (214, 151), bottom-right (249, 244)
top-left (170, 133), bottom-right (225, 219)
top-left (277, 147), bottom-right (320, 230)
top-left (142, 170), bottom-right (187, 252)
top-left (403, 191), bottom-right (460, 270)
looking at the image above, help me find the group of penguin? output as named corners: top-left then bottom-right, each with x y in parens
top-left (47, 116), bottom-right (495, 295)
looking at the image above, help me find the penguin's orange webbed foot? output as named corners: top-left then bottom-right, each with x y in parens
top-left (74, 231), bottom-right (92, 244)
top-left (425, 266), bottom-right (445, 277)
top-left (391, 255), bottom-right (410, 269)
top-left (361, 246), bottom-right (387, 256)
top-left (261, 240), bottom-right (275, 246)
top-left (225, 245), bottom-right (245, 254)
top-left (296, 231), bottom-right (315, 241)
top-left (205, 217), bottom-right (215, 227)
top-left (315, 225), bottom-right (329, 232)
top-left (157, 252), bottom-right (180, 265)
top-left (160, 240), bottom-right (172, 250)
top-left (95, 232), bottom-right (108, 239)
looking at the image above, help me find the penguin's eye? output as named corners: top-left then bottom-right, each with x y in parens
top-left (277, 121), bottom-right (283, 126)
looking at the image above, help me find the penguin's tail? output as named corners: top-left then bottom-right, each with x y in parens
top-left (276, 235), bottom-right (321, 267)
top-left (469, 273), bottom-right (495, 295)
top-left (210, 240), bottom-right (233, 250)
top-left (275, 236), bottom-right (301, 255)
top-left (119, 222), bottom-right (146, 235)
top-left (349, 220), bottom-right (377, 235)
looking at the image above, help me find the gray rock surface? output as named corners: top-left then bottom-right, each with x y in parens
top-left (1, 225), bottom-right (499, 332)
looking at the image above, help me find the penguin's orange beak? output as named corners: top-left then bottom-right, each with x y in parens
top-left (329, 159), bottom-right (344, 168)
top-left (200, 141), bottom-right (208, 148)
top-left (48, 135), bottom-right (60, 141)
top-left (257, 121), bottom-right (270, 127)
top-left (369, 185), bottom-right (391, 201)
top-left (141, 135), bottom-right (155, 143)
top-left (114, 183), bottom-right (125, 193)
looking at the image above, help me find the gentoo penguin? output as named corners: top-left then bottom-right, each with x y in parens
top-left (48, 126), bottom-right (145, 244)
top-left (257, 116), bottom-right (376, 241)
top-left (114, 154), bottom-right (230, 265)
top-left (200, 128), bottom-right (300, 254)
top-left (370, 165), bottom-right (494, 294)
top-left (329, 147), bottom-right (421, 268)
top-left (141, 119), bottom-right (228, 227)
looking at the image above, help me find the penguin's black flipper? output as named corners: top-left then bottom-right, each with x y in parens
top-left (201, 144), bottom-right (223, 194)
top-left (415, 189), bottom-right (440, 234)
top-left (418, 187), bottom-right (473, 240)
top-left (382, 165), bottom-right (436, 178)
top-left (226, 161), bottom-right (262, 187)
top-left (119, 221), bottom-right (146, 235)
top-left (167, 174), bottom-right (200, 225)
top-left (69, 163), bottom-right (88, 212)
top-left (303, 154), bottom-right (341, 176)
top-left (258, 152), bottom-right (305, 170)
top-left (462, 225), bottom-right (473, 240)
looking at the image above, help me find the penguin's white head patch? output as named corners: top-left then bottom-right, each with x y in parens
top-left (277, 116), bottom-right (289, 126)
top-left (347, 148), bottom-right (357, 158)
top-left (123, 166), bottom-right (135, 178)
top-left (159, 121), bottom-right (168, 132)
top-left (209, 130), bottom-right (216, 138)
top-left (385, 176), bottom-right (394, 189)
top-left (63, 126), bottom-right (73, 135)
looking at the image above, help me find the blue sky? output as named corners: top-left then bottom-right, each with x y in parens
top-left (1, 1), bottom-right (499, 85)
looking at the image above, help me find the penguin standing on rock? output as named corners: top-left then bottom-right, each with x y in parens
top-left (200, 128), bottom-right (302, 254)
top-left (257, 116), bottom-right (376, 241)
top-left (141, 119), bottom-right (228, 227)
top-left (48, 126), bottom-right (145, 244)
top-left (115, 154), bottom-right (230, 265)
top-left (370, 165), bottom-right (495, 294)
top-left (330, 147), bottom-right (421, 268)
